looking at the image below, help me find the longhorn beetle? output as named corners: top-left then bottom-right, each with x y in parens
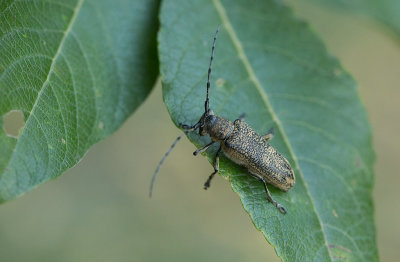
top-left (150, 26), bottom-right (295, 214)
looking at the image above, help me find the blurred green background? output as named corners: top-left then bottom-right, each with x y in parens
top-left (1, 2), bottom-right (399, 261)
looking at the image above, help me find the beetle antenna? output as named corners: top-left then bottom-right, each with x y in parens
top-left (150, 132), bottom-right (188, 197)
top-left (149, 120), bottom-right (199, 197)
top-left (205, 25), bottom-right (221, 113)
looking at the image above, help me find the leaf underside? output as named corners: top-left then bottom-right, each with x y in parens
top-left (0, 0), bottom-right (159, 202)
top-left (159, 0), bottom-right (377, 261)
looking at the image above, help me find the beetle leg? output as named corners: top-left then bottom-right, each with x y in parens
top-left (204, 146), bottom-right (221, 190)
top-left (262, 127), bottom-right (275, 142)
top-left (180, 122), bottom-right (199, 131)
top-left (260, 177), bottom-right (287, 214)
top-left (238, 113), bottom-right (246, 121)
top-left (249, 173), bottom-right (287, 214)
top-left (193, 141), bottom-right (215, 156)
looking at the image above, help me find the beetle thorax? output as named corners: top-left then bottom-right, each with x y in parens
top-left (202, 115), bottom-right (234, 141)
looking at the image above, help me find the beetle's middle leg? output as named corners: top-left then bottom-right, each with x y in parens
top-left (193, 141), bottom-right (215, 156)
top-left (204, 145), bottom-right (221, 190)
top-left (249, 173), bottom-right (287, 214)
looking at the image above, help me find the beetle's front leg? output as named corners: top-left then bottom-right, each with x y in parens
top-left (180, 122), bottom-right (199, 132)
top-left (204, 145), bottom-right (221, 190)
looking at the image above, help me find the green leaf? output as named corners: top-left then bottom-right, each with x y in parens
top-left (159, 0), bottom-right (377, 261)
top-left (0, 0), bottom-right (159, 202)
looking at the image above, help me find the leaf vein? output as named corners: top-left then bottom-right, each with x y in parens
top-left (212, 0), bottom-right (333, 260)
top-left (0, 54), bottom-right (52, 81)
top-left (5, 0), bottom-right (85, 180)
top-left (284, 119), bottom-right (369, 174)
top-left (269, 93), bottom-right (365, 128)
top-left (70, 31), bottom-right (97, 148)
top-left (91, 2), bottom-right (123, 126)
top-left (324, 223), bottom-right (364, 261)
top-left (297, 157), bottom-right (361, 216)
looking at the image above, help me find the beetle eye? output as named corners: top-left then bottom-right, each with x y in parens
top-left (199, 127), bottom-right (207, 136)
top-left (199, 121), bottom-right (207, 136)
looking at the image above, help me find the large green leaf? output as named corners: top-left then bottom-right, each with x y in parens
top-left (159, 0), bottom-right (377, 261)
top-left (0, 0), bottom-right (159, 202)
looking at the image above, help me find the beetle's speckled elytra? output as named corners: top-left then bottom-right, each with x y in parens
top-left (150, 26), bottom-right (295, 214)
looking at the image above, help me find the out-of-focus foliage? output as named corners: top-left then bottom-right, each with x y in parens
top-left (312, 0), bottom-right (400, 39)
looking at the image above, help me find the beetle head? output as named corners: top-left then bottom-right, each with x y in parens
top-left (199, 110), bottom-right (214, 136)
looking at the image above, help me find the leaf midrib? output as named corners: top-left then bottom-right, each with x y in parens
top-left (4, 0), bottom-right (85, 176)
top-left (212, 0), bottom-right (333, 260)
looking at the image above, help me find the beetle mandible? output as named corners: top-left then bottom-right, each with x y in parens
top-left (150, 26), bottom-right (295, 214)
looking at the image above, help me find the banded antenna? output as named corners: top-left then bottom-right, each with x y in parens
top-left (149, 124), bottom-right (198, 197)
top-left (149, 26), bottom-right (221, 198)
top-left (204, 25), bottom-right (221, 113)
top-left (149, 130), bottom-right (190, 197)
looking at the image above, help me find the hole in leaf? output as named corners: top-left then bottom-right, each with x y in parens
top-left (3, 110), bottom-right (25, 138)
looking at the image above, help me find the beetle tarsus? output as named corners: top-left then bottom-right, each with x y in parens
top-left (204, 179), bottom-right (211, 190)
top-left (203, 146), bottom-right (221, 190)
top-left (204, 170), bottom-right (217, 190)
top-left (277, 204), bottom-right (287, 214)
top-left (254, 175), bottom-right (287, 214)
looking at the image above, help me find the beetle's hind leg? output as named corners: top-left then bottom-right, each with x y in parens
top-left (262, 178), bottom-right (287, 214)
top-left (262, 127), bottom-right (275, 142)
top-left (204, 146), bottom-right (222, 190)
top-left (249, 173), bottom-right (287, 214)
